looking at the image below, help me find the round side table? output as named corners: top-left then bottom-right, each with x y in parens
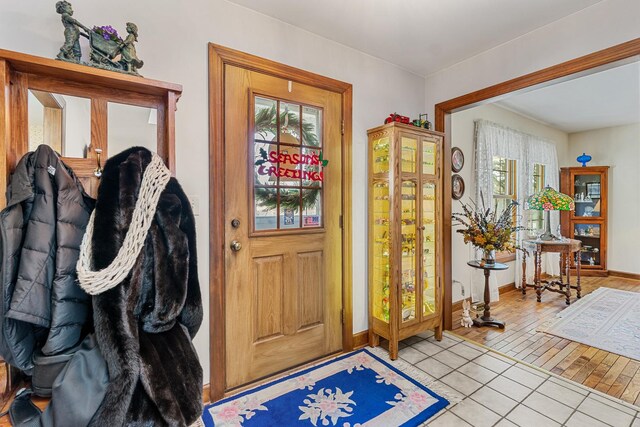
top-left (467, 260), bottom-right (509, 329)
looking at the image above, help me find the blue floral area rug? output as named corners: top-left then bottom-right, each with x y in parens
top-left (203, 348), bottom-right (450, 426)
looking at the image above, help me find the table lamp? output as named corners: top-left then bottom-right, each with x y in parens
top-left (526, 186), bottom-right (574, 241)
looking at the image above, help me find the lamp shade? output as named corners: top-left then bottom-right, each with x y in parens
top-left (526, 186), bottom-right (574, 211)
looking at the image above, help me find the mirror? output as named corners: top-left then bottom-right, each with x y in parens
top-left (28, 90), bottom-right (91, 157)
top-left (108, 102), bottom-right (158, 155)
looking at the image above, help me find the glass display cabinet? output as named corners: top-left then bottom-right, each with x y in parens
top-left (368, 122), bottom-right (443, 359)
top-left (560, 166), bottom-right (609, 275)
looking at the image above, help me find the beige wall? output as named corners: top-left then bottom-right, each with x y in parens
top-left (566, 123), bottom-right (640, 275)
top-left (450, 104), bottom-right (569, 302)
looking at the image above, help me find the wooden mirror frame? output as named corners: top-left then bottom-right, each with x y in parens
top-left (434, 38), bottom-right (640, 330)
top-left (0, 48), bottom-right (182, 200)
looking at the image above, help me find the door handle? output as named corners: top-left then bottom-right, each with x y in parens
top-left (230, 240), bottom-right (242, 252)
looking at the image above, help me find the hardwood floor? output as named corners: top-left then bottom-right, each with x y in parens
top-left (452, 275), bottom-right (640, 406)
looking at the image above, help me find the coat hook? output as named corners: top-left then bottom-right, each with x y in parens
top-left (94, 149), bottom-right (103, 177)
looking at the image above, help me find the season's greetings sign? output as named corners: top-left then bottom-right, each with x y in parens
top-left (256, 149), bottom-right (328, 182)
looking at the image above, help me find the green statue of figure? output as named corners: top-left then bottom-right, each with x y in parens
top-left (55, 1), bottom-right (89, 62)
top-left (119, 22), bottom-right (144, 74)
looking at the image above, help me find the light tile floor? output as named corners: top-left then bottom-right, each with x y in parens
top-left (380, 331), bottom-right (640, 427)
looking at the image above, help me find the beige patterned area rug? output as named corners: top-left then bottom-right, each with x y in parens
top-left (539, 287), bottom-right (640, 361)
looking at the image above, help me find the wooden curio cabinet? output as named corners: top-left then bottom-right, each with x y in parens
top-left (561, 166), bottom-right (609, 275)
top-left (367, 122), bottom-right (444, 360)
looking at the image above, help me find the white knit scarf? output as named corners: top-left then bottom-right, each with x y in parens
top-left (77, 153), bottom-right (171, 295)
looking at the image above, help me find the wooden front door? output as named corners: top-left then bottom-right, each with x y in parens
top-left (224, 65), bottom-right (343, 389)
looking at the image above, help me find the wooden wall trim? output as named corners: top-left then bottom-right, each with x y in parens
top-left (434, 37), bottom-right (640, 332)
top-left (208, 44), bottom-right (226, 404)
top-left (435, 38), bottom-right (640, 126)
top-left (208, 43), bottom-right (354, 402)
top-left (209, 44), bottom-right (352, 93)
top-left (0, 60), bottom-right (9, 208)
top-left (609, 270), bottom-right (640, 281)
top-left (342, 85), bottom-right (354, 353)
top-left (203, 384), bottom-right (211, 404)
top-left (353, 331), bottom-right (369, 349)
top-left (0, 48), bottom-right (182, 96)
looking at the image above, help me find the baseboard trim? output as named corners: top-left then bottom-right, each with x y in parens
top-left (499, 283), bottom-right (517, 295)
top-left (609, 270), bottom-right (640, 280)
top-left (571, 269), bottom-right (609, 277)
top-left (452, 282), bottom-right (516, 312)
top-left (203, 383), bottom-right (211, 404)
top-left (353, 330), bottom-right (369, 349)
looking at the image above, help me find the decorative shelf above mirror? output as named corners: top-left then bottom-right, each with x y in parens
top-left (0, 48), bottom-right (182, 201)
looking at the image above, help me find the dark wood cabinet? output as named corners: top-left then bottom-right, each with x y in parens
top-left (560, 166), bottom-right (609, 276)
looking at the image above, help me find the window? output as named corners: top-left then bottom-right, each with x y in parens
top-left (492, 157), bottom-right (516, 261)
top-left (253, 96), bottom-right (324, 232)
top-left (528, 163), bottom-right (546, 233)
top-left (492, 157), bottom-right (517, 213)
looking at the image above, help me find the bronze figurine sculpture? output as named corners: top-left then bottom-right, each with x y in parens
top-left (55, 1), bottom-right (89, 62)
top-left (119, 23), bottom-right (144, 74)
top-left (54, 1), bottom-right (144, 76)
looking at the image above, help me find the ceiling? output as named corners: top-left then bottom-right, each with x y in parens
top-left (495, 61), bottom-right (640, 133)
top-left (227, 0), bottom-right (603, 76)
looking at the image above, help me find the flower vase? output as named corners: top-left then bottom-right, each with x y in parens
top-left (482, 249), bottom-right (496, 265)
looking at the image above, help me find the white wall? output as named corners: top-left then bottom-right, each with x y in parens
top-left (0, 0), bottom-right (426, 383)
top-left (450, 104), bottom-right (569, 302)
top-left (566, 123), bottom-right (640, 274)
top-left (425, 0), bottom-right (640, 115)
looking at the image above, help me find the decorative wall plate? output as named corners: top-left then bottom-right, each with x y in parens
top-left (452, 174), bottom-right (465, 200)
top-left (451, 147), bottom-right (464, 172)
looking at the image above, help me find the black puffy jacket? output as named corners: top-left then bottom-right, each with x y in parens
top-left (0, 145), bottom-right (94, 372)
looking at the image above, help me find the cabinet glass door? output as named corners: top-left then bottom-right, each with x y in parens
top-left (573, 174), bottom-right (602, 218)
top-left (372, 137), bottom-right (390, 174)
top-left (372, 180), bottom-right (390, 322)
top-left (574, 223), bottom-right (601, 266)
top-left (401, 181), bottom-right (417, 323)
top-left (401, 136), bottom-right (417, 173)
top-left (422, 140), bottom-right (436, 175)
top-left (422, 181), bottom-right (437, 316)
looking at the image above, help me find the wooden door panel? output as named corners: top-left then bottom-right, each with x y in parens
top-left (224, 64), bottom-right (342, 390)
top-left (253, 255), bottom-right (285, 342)
top-left (298, 251), bottom-right (324, 330)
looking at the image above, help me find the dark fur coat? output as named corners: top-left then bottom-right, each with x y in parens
top-left (88, 147), bottom-right (203, 426)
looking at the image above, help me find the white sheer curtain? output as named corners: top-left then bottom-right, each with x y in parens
top-left (473, 120), bottom-right (560, 300)
top-left (525, 137), bottom-right (561, 282)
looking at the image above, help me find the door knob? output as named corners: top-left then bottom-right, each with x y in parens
top-left (230, 240), bottom-right (242, 252)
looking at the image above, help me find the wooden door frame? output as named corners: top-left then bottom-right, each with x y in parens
top-left (434, 37), bottom-right (640, 330)
top-left (208, 43), bottom-right (353, 402)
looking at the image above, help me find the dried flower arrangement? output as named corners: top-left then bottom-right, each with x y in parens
top-left (452, 194), bottom-right (525, 263)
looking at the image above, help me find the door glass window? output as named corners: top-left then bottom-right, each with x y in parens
top-left (253, 96), bottom-right (324, 231)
